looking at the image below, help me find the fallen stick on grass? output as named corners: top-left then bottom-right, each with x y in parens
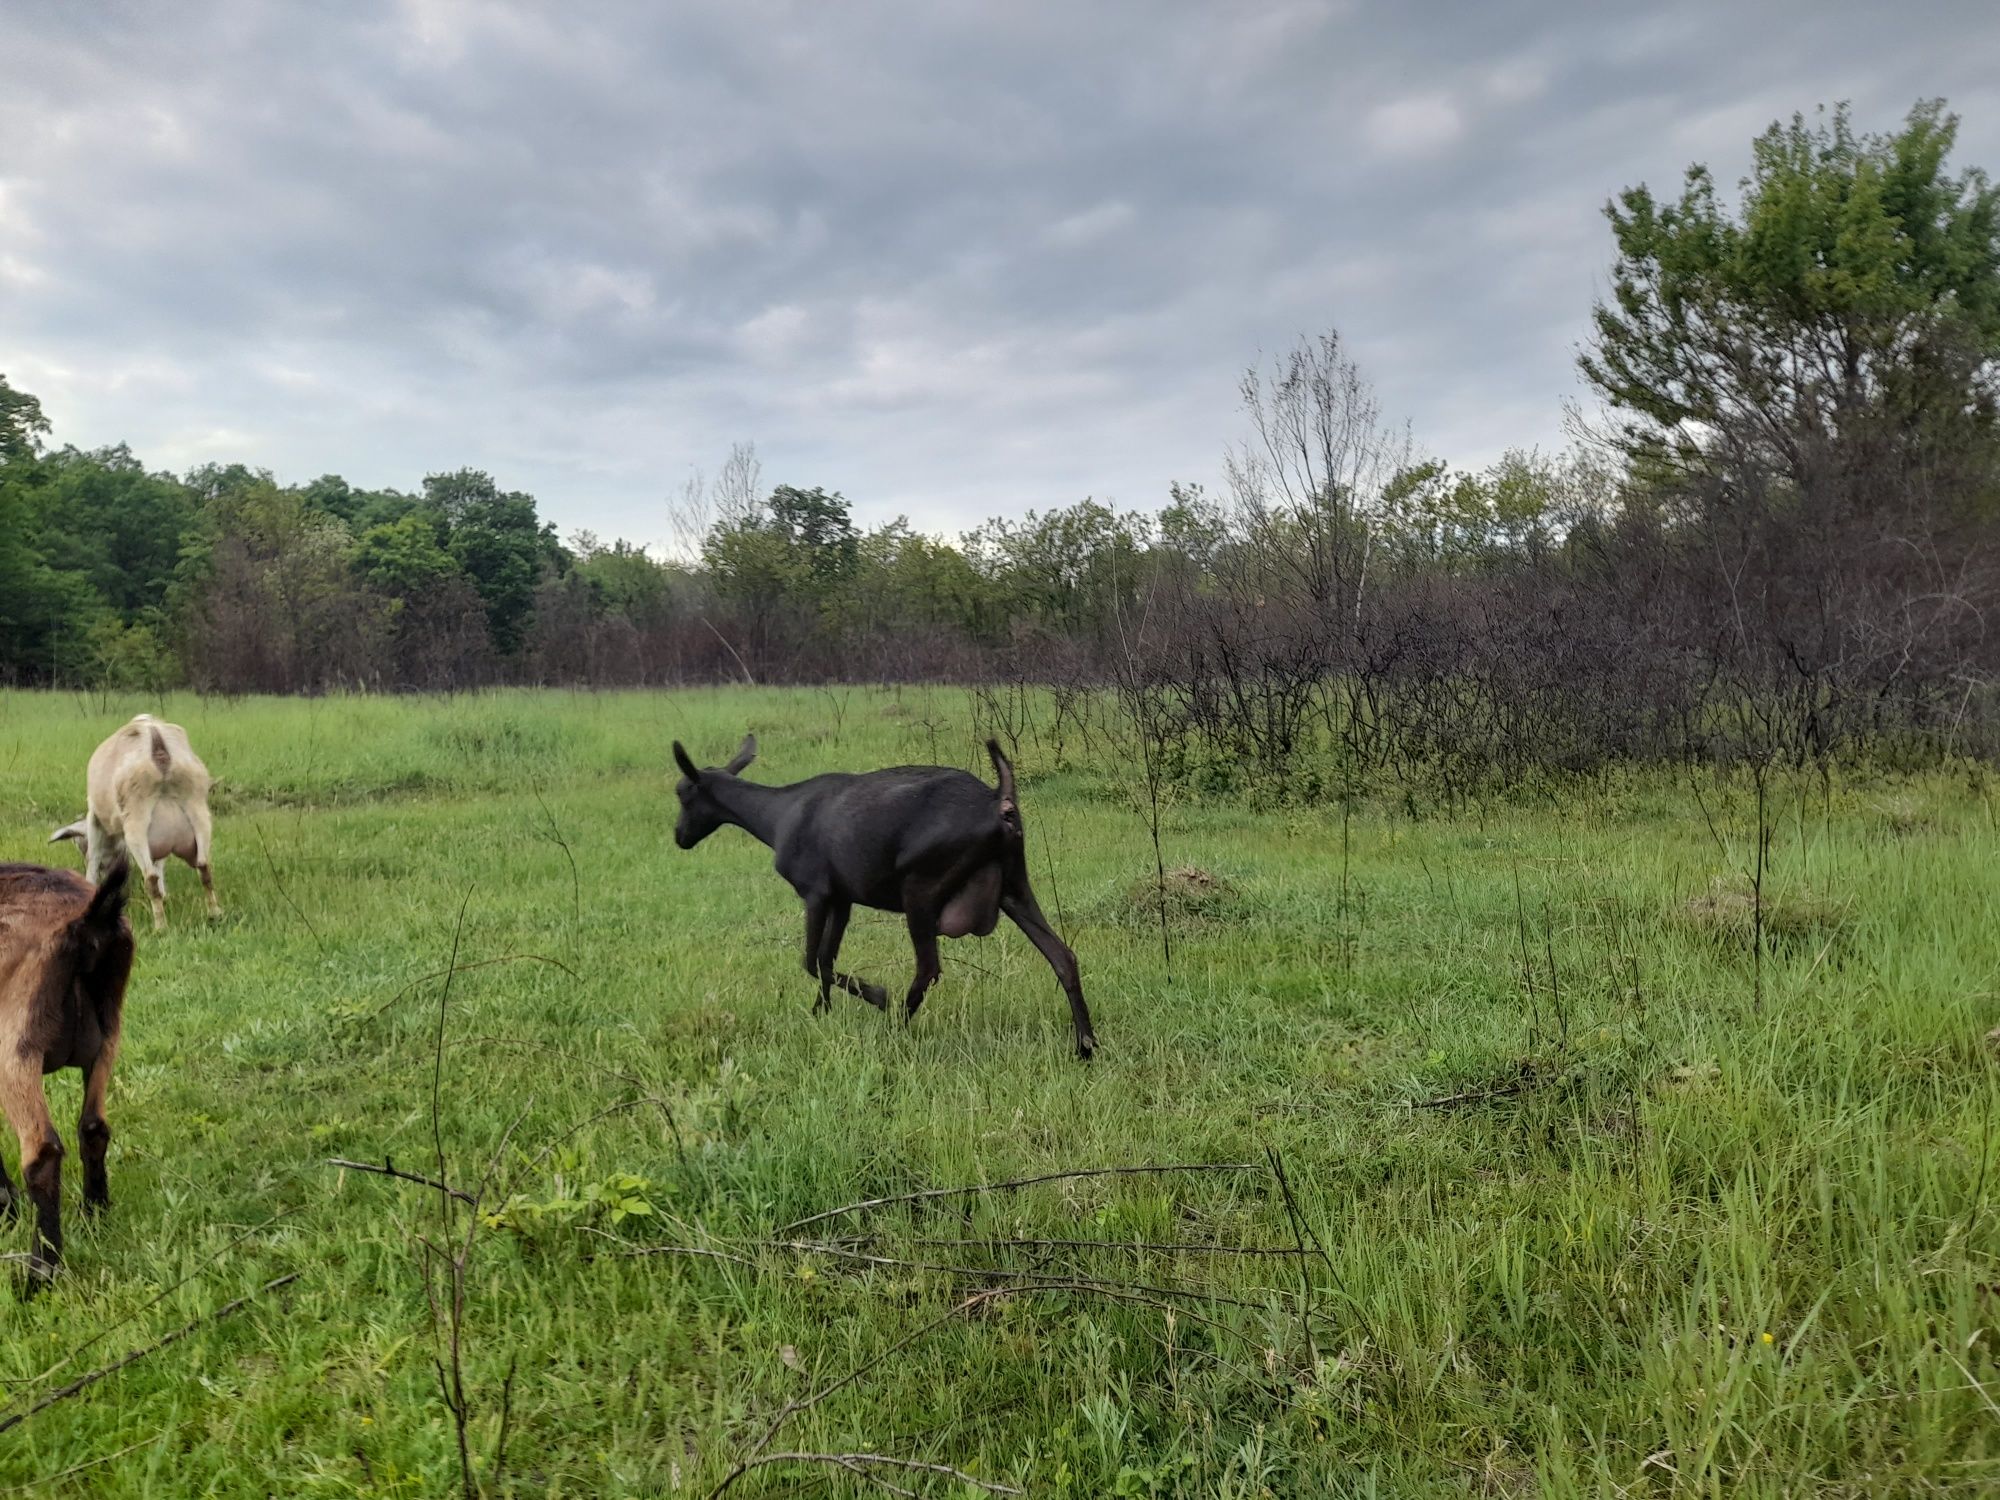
top-left (0, 1273), bottom-right (301, 1437)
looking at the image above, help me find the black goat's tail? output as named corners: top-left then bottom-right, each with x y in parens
top-left (986, 738), bottom-right (1019, 827)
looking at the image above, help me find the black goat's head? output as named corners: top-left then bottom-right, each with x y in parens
top-left (671, 733), bottom-right (757, 848)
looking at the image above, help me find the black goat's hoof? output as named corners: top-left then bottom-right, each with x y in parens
top-left (1075, 1035), bottom-right (1098, 1061)
top-left (862, 982), bottom-right (888, 1009)
top-left (82, 1195), bottom-right (109, 1218)
top-left (0, 1186), bottom-right (15, 1223)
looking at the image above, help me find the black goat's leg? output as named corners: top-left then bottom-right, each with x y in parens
top-left (803, 897), bottom-right (833, 1014)
top-left (806, 897), bottom-right (886, 1010)
top-left (1000, 889), bottom-right (1097, 1060)
top-left (816, 900), bottom-right (863, 1010)
top-left (835, 972), bottom-right (889, 1008)
top-left (902, 911), bottom-right (941, 1023)
top-left (831, 952), bottom-right (888, 1011)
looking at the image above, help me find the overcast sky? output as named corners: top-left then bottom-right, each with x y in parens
top-left (3, 1), bottom-right (1995, 546)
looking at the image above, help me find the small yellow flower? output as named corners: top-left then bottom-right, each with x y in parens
top-left (1761, 1332), bottom-right (1775, 1345)
top-left (361, 1415), bottom-right (374, 1425)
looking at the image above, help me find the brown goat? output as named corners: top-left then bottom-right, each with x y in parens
top-left (0, 859), bottom-right (132, 1288)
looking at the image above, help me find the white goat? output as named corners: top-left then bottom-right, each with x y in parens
top-left (50, 715), bottom-right (220, 931)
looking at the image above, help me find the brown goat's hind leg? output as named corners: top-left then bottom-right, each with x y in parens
top-left (79, 1043), bottom-right (117, 1214)
top-left (1001, 890), bottom-right (1097, 1060)
top-left (2, 1059), bottom-right (63, 1285)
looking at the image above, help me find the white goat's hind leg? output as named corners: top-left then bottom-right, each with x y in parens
top-left (125, 799), bottom-right (168, 931)
top-left (192, 804), bottom-right (221, 918)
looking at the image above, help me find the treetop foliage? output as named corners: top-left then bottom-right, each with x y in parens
top-left (1580, 99), bottom-right (2000, 505)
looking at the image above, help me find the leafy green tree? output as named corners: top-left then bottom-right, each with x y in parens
top-left (702, 484), bottom-right (862, 649)
top-left (574, 537), bottom-right (674, 627)
top-left (30, 446), bottom-right (193, 617)
top-left (967, 499), bottom-right (1152, 640)
top-left (180, 479), bottom-right (383, 691)
top-left (422, 469), bottom-right (563, 655)
top-left (704, 514), bottom-right (805, 620)
top-left (0, 373), bottom-right (50, 461)
top-left (299, 474), bottom-right (420, 530)
top-left (765, 484), bottom-right (859, 587)
top-left (1581, 99), bottom-right (2000, 504)
top-left (355, 511), bottom-right (459, 599)
top-left (1157, 481), bottom-right (1228, 580)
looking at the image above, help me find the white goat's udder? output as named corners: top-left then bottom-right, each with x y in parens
top-left (147, 801), bottom-right (198, 861)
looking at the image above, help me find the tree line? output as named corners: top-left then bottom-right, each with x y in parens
top-left (4, 100), bottom-right (1997, 788)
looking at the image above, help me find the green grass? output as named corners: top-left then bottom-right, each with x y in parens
top-left (0, 687), bottom-right (1993, 1497)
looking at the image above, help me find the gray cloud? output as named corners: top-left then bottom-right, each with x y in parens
top-left (3, 0), bottom-right (1996, 544)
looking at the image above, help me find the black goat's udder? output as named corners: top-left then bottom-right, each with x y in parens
top-left (938, 866), bottom-right (1002, 938)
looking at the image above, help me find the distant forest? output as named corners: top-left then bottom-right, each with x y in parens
top-left (5, 101), bottom-right (1998, 788)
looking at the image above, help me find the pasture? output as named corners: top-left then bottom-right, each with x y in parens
top-left (0, 688), bottom-right (1993, 1497)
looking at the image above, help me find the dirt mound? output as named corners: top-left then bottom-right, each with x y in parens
top-left (1111, 865), bottom-right (1245, 930)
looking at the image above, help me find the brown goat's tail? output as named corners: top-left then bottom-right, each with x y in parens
top-left (986, 738), bottom-right (1019, 824)
top-left (69, 858), bottom-right (133, 980)
top-left (84, 858), bottom-right (130, 929)
top-left (149, 726), bottom-right (171, 773)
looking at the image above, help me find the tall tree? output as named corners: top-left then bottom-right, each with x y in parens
top-left (1580, 100), bottom-right (2000, 508)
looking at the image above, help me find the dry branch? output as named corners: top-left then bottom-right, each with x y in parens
top-left (777, 1240), bottom-right (1272, 1318)
top-left (880, 1234), bottom-right (1314, 1259)
top-left (732, 1451), bottom-right (1021, 1497)
top-left (326, 1156), bottom-right (475, 1204)
top-left (1406, 1082), bottom-right (1529, 1110)
top-left (778, 1161), bottom-right (1259, 1235)
top-left (708, 1288), bottom-right (1011, 1498)
top-left (607, 1242), bottom-right (760, 1270)
top-left (366, 952), bottom-right (581, 1021)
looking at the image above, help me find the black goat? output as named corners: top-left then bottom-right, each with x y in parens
top-left (671, 734), bottom-right (1097, 1059)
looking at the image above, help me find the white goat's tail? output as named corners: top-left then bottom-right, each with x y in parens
top-left (149, 725), bottom-right (171, 774)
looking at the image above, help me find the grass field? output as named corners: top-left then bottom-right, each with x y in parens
top-left (0, 687), bottom-right (1994, 1497)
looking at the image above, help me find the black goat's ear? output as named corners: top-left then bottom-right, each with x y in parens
top-left (672, 741), bottom-right (701, 782)
top-left (724, 733), bottom-right (757, 774)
